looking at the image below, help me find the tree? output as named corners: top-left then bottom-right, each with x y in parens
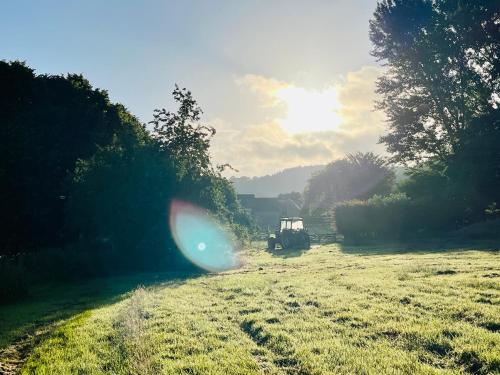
top-left (149, 85), bottom-right (216, 179)
top-left (67, 140), bottom-right (180, 270)
top-left (1, 61), bottom-right (252, 264)
top-left (0, 61), bottom-right (147, 253)
top-left (446, 109), bottom-right (500, 221)
top-left (370, 0), bottom-right (500, 164)
top-left (371, 1), bottom-right (500, 224)
top-left (303, 152), bottom-right (395, 214)
top-left (68, 85), bottom-right (253, 267)
top-left (147, 86), bottom-right (248, 219)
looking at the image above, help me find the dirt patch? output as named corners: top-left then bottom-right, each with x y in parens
top-left (0, 324), bottom-right (53, 374)
top-left (483, 273), bottom-right (500, 278)
top-left (435, 270), bottom-right (457, 275)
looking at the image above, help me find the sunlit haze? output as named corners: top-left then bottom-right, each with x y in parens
top-left (276, 86), bottom-right (342, 133)
top-left (1, 0), bottom-right (382, 176)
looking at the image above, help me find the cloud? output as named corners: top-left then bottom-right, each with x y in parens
top-left (210, 66), bottom-right (387, 176)
top-left (337, 65), bottom-right (387, 135)
top-left (235, 74), bottom-right (290, 108)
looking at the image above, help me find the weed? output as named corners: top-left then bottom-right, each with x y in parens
top-left (114, 287), bottom-right (158, 375)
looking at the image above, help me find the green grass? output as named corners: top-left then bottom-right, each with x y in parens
top-left (1, 244), bottom-right (499, 374)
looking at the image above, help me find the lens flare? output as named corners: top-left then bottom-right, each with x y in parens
top-left (169, 200), bottom-right (239, 272)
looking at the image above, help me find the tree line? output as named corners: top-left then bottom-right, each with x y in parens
top-left (0, 61), bottom-right (253, 301)
top-left (302, 0), bottom-right (500, 242)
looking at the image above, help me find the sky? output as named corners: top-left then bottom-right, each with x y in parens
top-left (1, 0), bottom-right (386, 177)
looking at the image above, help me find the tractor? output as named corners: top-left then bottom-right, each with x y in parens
top-left (267, 217), bottom-right (310, 250)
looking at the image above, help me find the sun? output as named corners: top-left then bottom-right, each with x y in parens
top-left (274, 86), bottom-right (342, 133)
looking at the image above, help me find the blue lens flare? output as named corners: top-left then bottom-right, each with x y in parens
top-left (169, 200), bottom-right (240, 272)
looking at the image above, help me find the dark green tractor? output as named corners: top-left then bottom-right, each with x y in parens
top-left (267, 217), bottom-right (310, 250)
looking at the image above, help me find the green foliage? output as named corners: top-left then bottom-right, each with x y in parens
top-left (67, 143), bottom-right (178, 270)
top-left (446, 110), bottom-right (500, 221)
top-left (397, 164), bottom-right (449, 201)
top-left (303, 152), bottom-right (395, 215)
top-left (371, 0), bottom-right (500, 164)
top-left (370, 1), bottom-right (500, 233)
top-left (0, 60), bottom-right (148, 252)
top-left (335, 187), bottom-right (467, 243)
top-left (451, 219), bottom-right (500, 241)
top-left (335, 193), bottom-right (412, 242)
top-left (0, 257), bottom-right (29, 304)
top-left (150, 85), bottom-right (215, 179)
top-left (66, 86), bottom-right (253, 270)
top-left (0, 61), bottom-right (254, 293)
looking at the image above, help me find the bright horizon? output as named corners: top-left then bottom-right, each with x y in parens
top-left (1, 0), bottom-right (385, 177)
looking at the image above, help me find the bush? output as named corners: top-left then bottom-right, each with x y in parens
top-left (0, 256), bottom-right (29, 304)
top-left (0, 248), bottom-right (103, 304)
top-left (450, 219), bottom-right (500, 241)
top-left (0, 242), bottom-right (197, 305)
top-left (335, 191), bottom-right (470, 243)
top-left (335, 194), bottom-right (412, 242)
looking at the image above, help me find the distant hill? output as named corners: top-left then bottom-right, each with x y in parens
top-left (230, 165), bottom-right (325, 197)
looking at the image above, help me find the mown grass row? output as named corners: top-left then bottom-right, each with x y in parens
top-left (4, 244), bottom-right (500, 374)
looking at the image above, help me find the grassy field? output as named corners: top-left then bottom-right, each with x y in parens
top-left (1, 243), bottom-right (499, 374)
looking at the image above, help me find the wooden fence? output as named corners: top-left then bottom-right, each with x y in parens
top-left (253, 232), bottom-right (339, 244)
top-left (309, 233), bottom-right (338, 244)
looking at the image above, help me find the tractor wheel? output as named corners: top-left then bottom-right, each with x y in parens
top-left (281, 235), bottom-right (290, 250)
top-left (304, 234), bottom-right (311, 249)
top-left (267, 237), bottom-right (276, 250)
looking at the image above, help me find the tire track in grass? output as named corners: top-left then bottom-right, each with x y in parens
top-left (200, 282), bottom-right (280, 374)
top-left (335, 274), bottom-right (500, 334)
top-left (330, 279), bottom-right (500, 374)
top-left (239, 318), bottom-right (315, 375)
top-left (209, 275), bottom-right (317, 374)
top-left (0, 320), bottom-right (65, 374)
top-left (149, 278), bottom-right (278, 374)
top-left (232, 271), bottom-right (385, 374)
top-left (0, 328), bottom-right (46, 375)
top-left (249, 272), bottom-right (497, 375)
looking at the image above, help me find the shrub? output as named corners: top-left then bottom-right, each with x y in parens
top-left (335, 193), bottom-right (412, 242)
top-left (335, 190), bottom-right (474, 243)
top-left (115, 287), bottom-right (157, 374)
top-left (0, 256), bottom-right (29, 304)
top-left (450, 219), bottom-right (500, 241)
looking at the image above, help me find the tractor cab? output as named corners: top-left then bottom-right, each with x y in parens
top-left (268, 217), bottom-right (310, 250)
top-left (279, 217), bottom-right (304, 231)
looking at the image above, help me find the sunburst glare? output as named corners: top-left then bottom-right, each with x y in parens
top-left (275, 86), bottom-right (342, 133)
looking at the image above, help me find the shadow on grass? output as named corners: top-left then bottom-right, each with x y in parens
top-left (266, 247), bottom-right (311, 258)
top-left (338, 238), bottom-right (499, 256)
top-left (0, 269), bottom-right (203, 351)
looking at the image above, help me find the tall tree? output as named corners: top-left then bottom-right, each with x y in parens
top-left (446, 109), bottom-right (500, 221)
top-left (370, 0), bottom-right (500, 164)
top-left (303, 152), bottom-right (395, 214)
top-left (149, 86), bottom-right (216, 179)
top-left (68, 85), bottom-right (253, 265)
top-left (0, 61), bottom-right (147, 252)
